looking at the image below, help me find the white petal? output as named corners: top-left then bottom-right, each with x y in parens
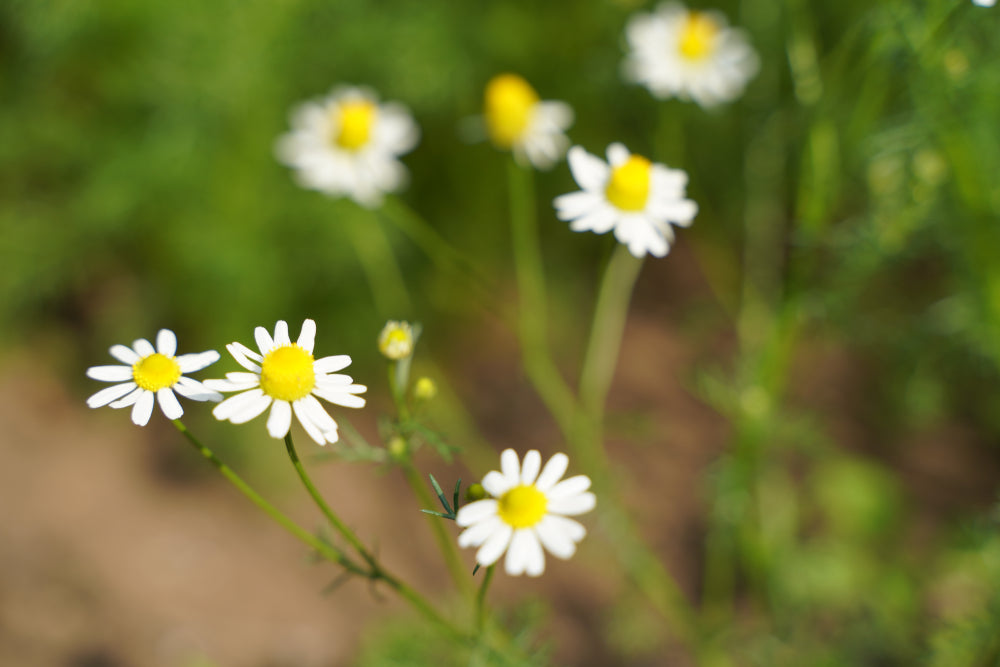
top-left (292, 400), bottom-right (331, 444)
top-left (569, 205), bottom-right (618, 234)
top-left (254, 326), bottom-right (275, 355)
top-left (482, 471), bottom-right (515, 498)
top-left (606, 142), bottom-right (631, 166)
top-left (267, 400), bottom-right (293, 439)
top-left (86, 365), bottom-right (134, 382)
top-left (133, 338), bottom-right (155, 357)
top-left (110, 386), bottom-right (144, 409)
top-left (313, 355), bottom-right (352, 373)
top-left (535, 453), bottom-right (569, 492)
top-left (553, 191), bottom-right (601, 220)
top-left (273, 320), bottom-right (291, 346)
top-left (109, 344), bottom-right (140, 365)
top-left (297, 319), bottom-right (316, 353)
top-left (500, 449), bottom-right (521, 487)
top-left (548, 491), bottom-right (596, 516)
top-left (176, 350), bottom-right (220, 373)
top-left (457, 515), bottom-right (503, 548)
top-left (567, 146), bottom-right (610, 191)
top-left (455, 499), bottom-right (499, 527)
top-left (156, 329), bottom-right (177, 356)
top-left (227, 342), bottom-right (262, 372)
top-left (520, 450), bottom-right (542, 485)
top-left (297, 395), bottom-right (339, 433)
top-left (173, 377), bottom-right (223, 402)
top-left (213, 388), bottom-right (269, 422)
top-left (535, 515), bottom-right (584, 559)
top-left (131, 390), bottom-right (155, 426)
top-left (505, 529), bottom-right (545, 577)
top-left (476, 524), bottom-right (513, 568)
top-left (203, 377), bottom-right (258, 393)
top-left (157, 388), bottom-right (184, 420)
top-left (548, 474), bottom-right (592, 500)
top-left (86, 382), bottom-right (137, 408)
top-left (311, 384), bottom-right (366, 409)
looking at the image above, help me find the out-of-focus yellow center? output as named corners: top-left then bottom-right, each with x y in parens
top-left (605, 155), bottom-right (652, 212)
top-left (334, 100), bottom-right (377, 151)
top-left (678, 12), bottom-right (719, 60)
top-left (484, 74), bottom-right (539, 149)
top-left (260, 345), bottom-right (315, 402)
top-left (132, 353), bottom-right (181, 392)
top-left (498, 485), bottom-right (547, 529)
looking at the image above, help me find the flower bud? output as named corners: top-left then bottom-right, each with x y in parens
top-left (465, 483), bottom-right (487, 502)
top-left (378, 321), bottom-right (414, 361)
top-left (388, 436), bottom-right (408, 461)
top-left (414, 377), bottom-right (437, 401)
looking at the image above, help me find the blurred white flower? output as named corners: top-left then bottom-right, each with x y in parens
top-left (206, 319), bottom-right (366, 445)
top-left (378, 320), bottom-right (414, 361)
top-left (554, 143), bottom-right (698, 258)
top-left (623, 2), bottom-right (759, 107)
top-left (86, 329), bottom-right (221, 426)
top-left (456, 449), bottom-right (594, 577)
top-left (483, 73), bottom-right (573, 170)
top-left (973, 0), bottom-right (995, 7)
top-left (276, 86), bottom-right (419, 208)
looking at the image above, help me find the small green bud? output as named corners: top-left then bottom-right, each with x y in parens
top-left (414, 376), bottom-right (437, 401)
top-left (466, 483), bottom-right (487, 502)
top-left (388, 436), bottom-right (409, 461)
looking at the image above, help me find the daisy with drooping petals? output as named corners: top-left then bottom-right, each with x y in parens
top-left (86, 329), bottom-right (222, 426)
top-left (455, 449), bottom-right (595, 577)
top-left (275, 86), bottom-right (419, 208)
top-left (206, 319), bottom-right (366, 445)
top-left (483, 73), bottom-right (573, 170)
top-left (623, 2), bottom-right (759, 108)
top-left (554, 143), bottom-right (698, 258)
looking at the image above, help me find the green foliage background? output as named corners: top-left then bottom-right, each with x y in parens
top-left (3, 0), bottom-right (1000, 664)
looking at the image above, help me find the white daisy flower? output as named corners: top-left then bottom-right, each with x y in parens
top-left (86, 329), bottom-right (222, 426)
top-left (275, 86), bottom-right (419, 208)
top-left (553, 143), bottom-right (698, 258)
top-left (483, 73), bottom-right (573, 170)
top-left (455, 449), bottom-right (595, 577)
top-left (973, 0), bottom-right (995, 7)
top-left (205, 319), bottom-right (367, 445)
top-left (623, 2), bottom-right (759, 108)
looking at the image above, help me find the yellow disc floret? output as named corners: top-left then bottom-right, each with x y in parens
top-left (484, 74), bottom-right (539, 149)
top-left (678, 12), bottom-right (719, 61)
top-left (260, 345), bottom-right (316, 402)
top-left (605, 155), bottom-right (652, 212)
top-left (132, 353), bottom-right (182, 392)
top-left (334, 100), bottom-right (377, 151)
top-left (498, 484), bottom-right (548, 529)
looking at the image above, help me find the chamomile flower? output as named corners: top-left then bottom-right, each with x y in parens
top-left (378, 320), bottom-right (414, 361)
top-left (623, 2), bottom-right (759, 107)
top-left (455, 449), bottom-right (595, 577)
top-left (86, 329), bottom-right (221, 426)
top-left (483, 73), bottom-right (573, 170)
top-left (206, 319), bottom-right (367, 445)
top-left (553, 143), bottom-right (698, 258)
top-left (275, 86), bottom-right (419, 208)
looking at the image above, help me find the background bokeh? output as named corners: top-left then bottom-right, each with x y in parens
top-left (3, 0), bottom-right (1000, 665)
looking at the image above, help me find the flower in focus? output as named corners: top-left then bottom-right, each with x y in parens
top-left (483, 73), bottom-right (573, 170)
top-left (455, 449), bottom-right (595, 577)
top-left (275, 86), bottom-right (419, 208)
top-left (86, 329), bottom-right (221, 426)
top-left (623, 2), bottom-right (759, 107)
top-left (553, 143), bottom-right (698, 258)
top-left (378, 320), bottom-right (414, 361)
top-left (206, 319), bottom-right (366, 445)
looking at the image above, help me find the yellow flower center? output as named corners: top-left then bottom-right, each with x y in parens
top-left (132, 353), bottom-right (182, 392)
top-left (484, 74), bottom-right (539, 149)
top-left (498, 485), bottom-right (548, 529)
top-left (605, 155), bottom-right (652, 212)
top-left (678, 12), bottom-right (719, 61)
top-left (334, 100), bottom-right (377, 151)
top-left (260, 345), bottom-right (316, 402)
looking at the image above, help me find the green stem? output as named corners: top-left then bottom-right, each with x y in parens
top-left (475, 565), bottom-right (495, 634)
top-left (172, 420), bottom-right (364, 575)
top-left (401, 463), bottom-right (472, 599)
top-left (283, 432), bottom-right (378, 570)
top-left (348, 205), bottom-right (412, 317)
top-left (506, 157), bottom-right (577, 437)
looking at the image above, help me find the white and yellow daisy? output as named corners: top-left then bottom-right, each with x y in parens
top-left (206, 319), bottom-right (367, 445)
top-left (455, 449), bottom-right (595, 577)
top-left (275, 86), bottom-right (419, 208)
top-left (553, 143), bottom-right (698, 258)
top-left (86, 329), bottom-right (222, 426)
top-left (483, 73), bottom-right (573, 170)
top-left (623, 3), bottom-right (759, 108)
top-left (378, 320), bottom-right (414, 361)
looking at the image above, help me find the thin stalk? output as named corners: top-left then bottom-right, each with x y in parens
top-left (172, 420), bottom-right (364, 575)
top-left (283, 432), bottom-right (377, 570)
top-left (401, 463), bottom-right (472, 599)
top-left (348, 206), bottom-right (412, 317)
top-left (475, 565), bottom-right (495, 634)
top-left (506, 157), bottom-right (577, 436)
